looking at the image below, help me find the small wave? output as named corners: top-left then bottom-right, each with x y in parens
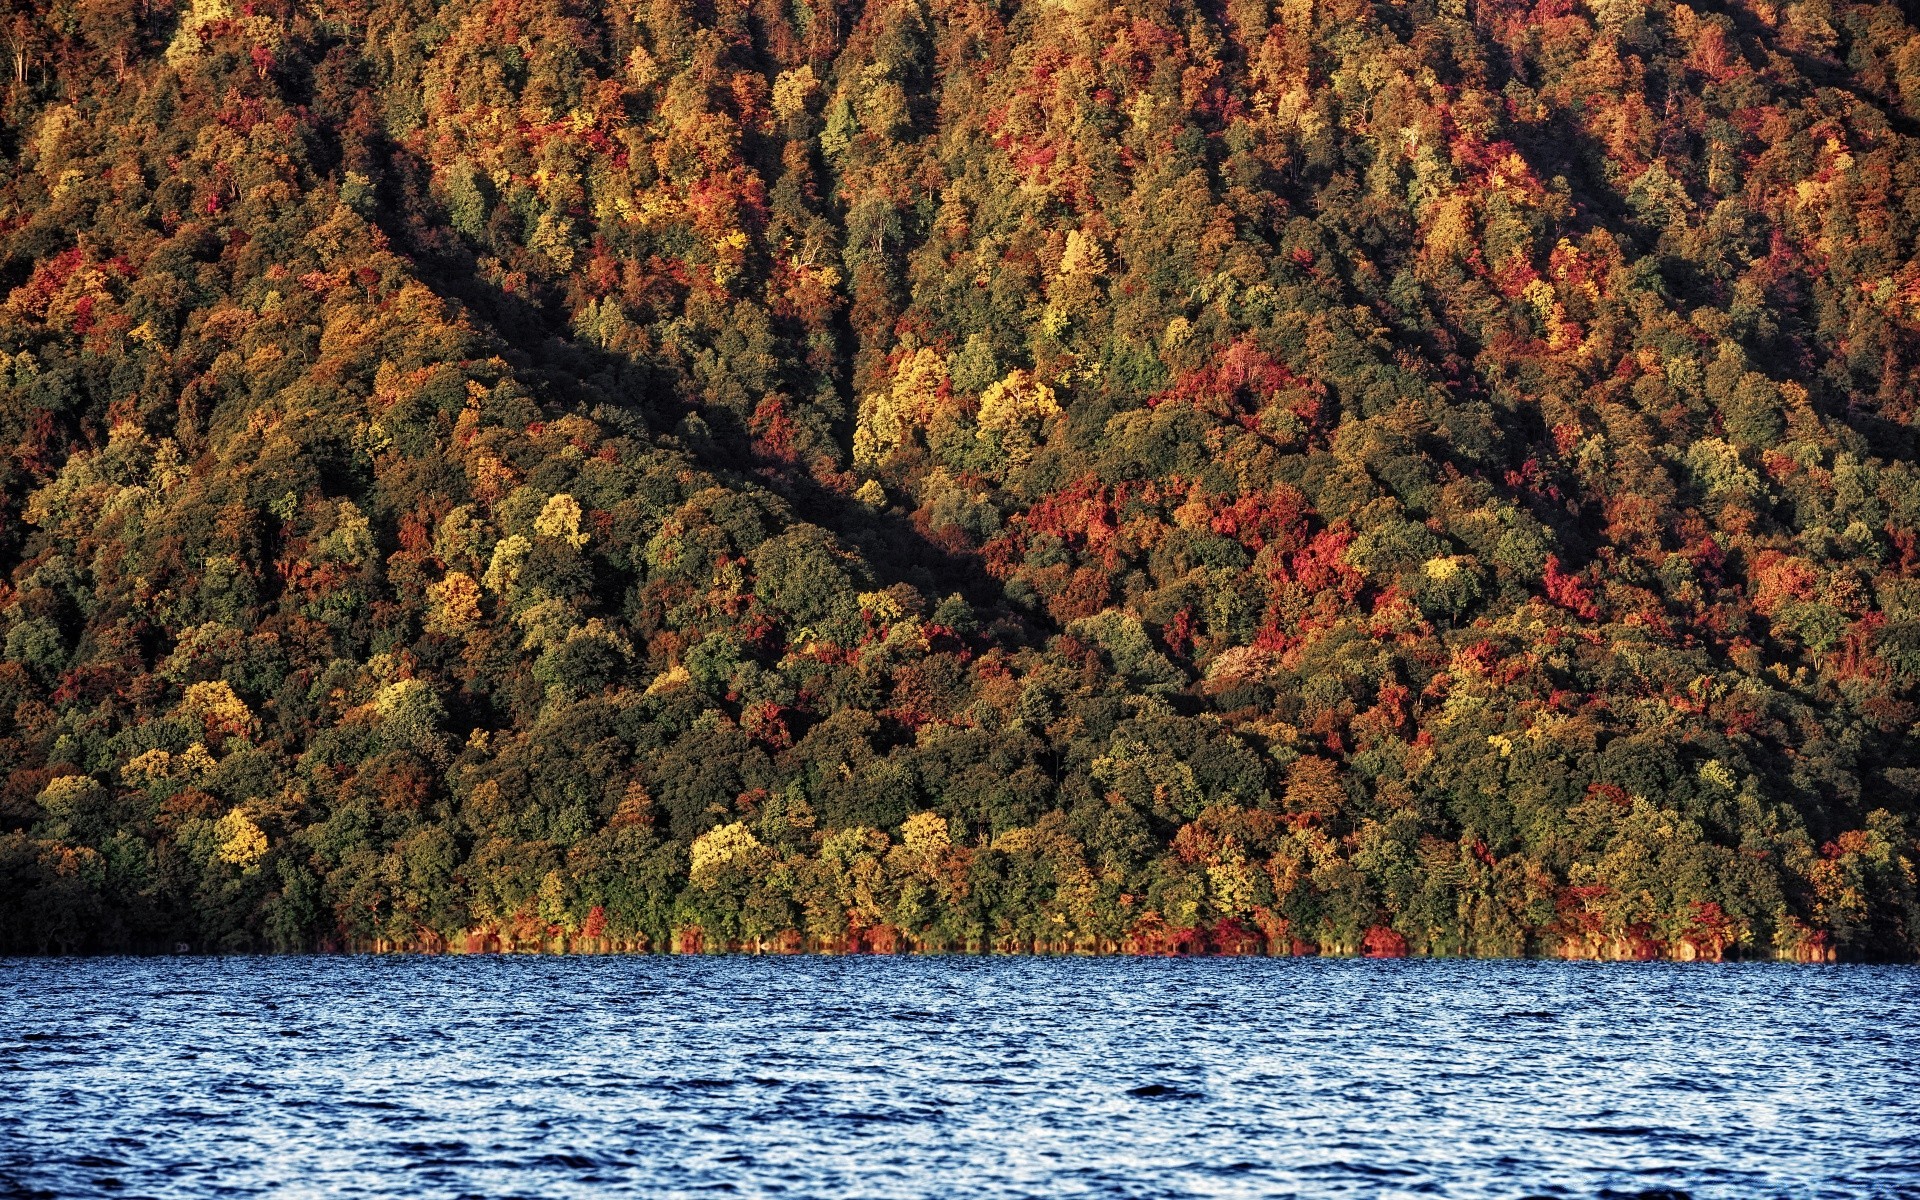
top-left (829, 1110), bottom-right (919, 1124)
top-left (1307, 1160), bottom-right (1424, 1179)
top-left (1127, 1084), bottom-right (1203, 1100)
top-left (528, 1153), bottom-right (600, 1170)
top-left (1655, 1075), bottom-right (1728, 1094)
top-left (1569, 1126), bottom-right (1705, 1145)
top-left (394, 1140), bottom-right (470, 1155)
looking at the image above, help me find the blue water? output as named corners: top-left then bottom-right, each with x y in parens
top-left (1, 958), bottom-right (1916, 1199)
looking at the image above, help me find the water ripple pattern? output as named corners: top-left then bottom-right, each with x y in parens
top-left (2, 957), bottom-right (1916, 1199)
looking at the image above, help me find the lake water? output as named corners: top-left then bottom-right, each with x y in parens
top-left (1, 957), bottom-right (1916, 1199)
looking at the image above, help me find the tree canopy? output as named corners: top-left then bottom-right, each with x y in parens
top-left (2, 0), bottom-right (1919, 959)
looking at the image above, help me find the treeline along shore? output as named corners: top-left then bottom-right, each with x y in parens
top-left (3, 0), bottom-right (1920, 958)
top-left (331, 915), bottom-right (1842, 962)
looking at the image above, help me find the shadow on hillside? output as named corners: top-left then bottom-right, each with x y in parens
top-left (374, 196), bottom-right (1046, 651)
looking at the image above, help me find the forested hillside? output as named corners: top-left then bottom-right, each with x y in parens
top-left (4, 0), bottom-right (1920, 958)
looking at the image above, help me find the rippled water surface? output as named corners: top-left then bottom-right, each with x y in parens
top-left (2, 957), bottom-right (1917, 1199)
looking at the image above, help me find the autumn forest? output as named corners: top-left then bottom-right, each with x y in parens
top-left (2, 0), bottom-right (1919, 959)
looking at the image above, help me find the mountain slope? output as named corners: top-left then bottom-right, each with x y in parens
top-left (3, 0), bottom-right (1919, 956)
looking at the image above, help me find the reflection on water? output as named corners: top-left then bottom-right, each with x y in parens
top-left (2, 956), bottom-right (1916, 1198)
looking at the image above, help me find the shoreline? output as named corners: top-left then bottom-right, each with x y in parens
top-left (45, 931), bottom-right (1842, 963)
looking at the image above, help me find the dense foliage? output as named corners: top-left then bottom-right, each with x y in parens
top-left (4, 0), bottom-right (1920, 959)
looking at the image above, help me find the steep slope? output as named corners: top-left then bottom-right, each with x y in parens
top-left (2, 0), bottom-right (1919, 956)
